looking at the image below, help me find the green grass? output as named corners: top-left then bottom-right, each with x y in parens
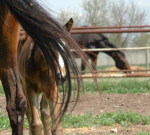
top-left (58, 78), bottom-right (150, 94)
top-left (136, 133), bottom-right (150, 135)
top-left (0, 116), bottom-right (10, 130)
top-left (0, 113), bottom-right (28, 130)
top-left (85, 64), bottom-right (146, 71)
top-left (62, 112), bottom-right (150, 128)
top-left (0, 77), bottom-right (149, 99)
top-left (82, 78), bottom-right (150, 94)
top-left (82, 65), bottom-right (111, 72)
top-left (1, 78), bottom-right (150, 95)
top-left (0, 82), bottom-right (4, 95)
top-left (1, 112), bottom-right (150, 130)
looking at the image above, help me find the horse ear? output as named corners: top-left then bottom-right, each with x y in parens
top-left (64, 18), bottom-right (73, 32)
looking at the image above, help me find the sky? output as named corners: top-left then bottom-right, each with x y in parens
top-left (40, 0), bottom-right (82, 10)
top-left (37, 0), bottom-right (150, 21)
top-left (39, 0), bottom-right (150, 14)
top-left (38, 0), bottom-right (82, 15)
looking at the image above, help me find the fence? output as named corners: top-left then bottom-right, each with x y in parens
top-left (71, 26), bottom-right (150, 78)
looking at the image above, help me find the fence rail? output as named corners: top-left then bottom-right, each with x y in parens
top-left (81, 47), bottom-right (150, 52)
top-left (73, 25), bottom-right (150, 30)
top-left (72, 73), bottom-right (150, 79)
top-left (81, 69), bottom-right (150, 74)
top-left (71, 29), bottom-right (150, 34)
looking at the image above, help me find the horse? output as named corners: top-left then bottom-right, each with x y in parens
top-left (71, 32), bottom-right (131, 72)
top-left (18, 19), bottom-right (74, 135)
top-left (0, 1), bottom-right (86, 135)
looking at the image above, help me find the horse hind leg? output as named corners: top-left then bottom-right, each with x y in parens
top-left (49, 85), bottom-right (63, 135)
top-left (26, 83), bottom-right (44, 135)
top-left (40, 94), bottom-right (52, 135)
top-left (40, 90), bottom-right (63, 135)
top-left (0, 13), bottom-right (27, 135)
top-left (24, 98), bottom-right (33, 135)
top-left (0, 69), bottom-right (27, 135)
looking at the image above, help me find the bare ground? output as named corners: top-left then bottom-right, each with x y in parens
top-left (1, 93), bottom-right (150, 135)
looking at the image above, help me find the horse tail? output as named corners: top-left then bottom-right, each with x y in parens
top-left (5, 0), bottom-right (85, 115)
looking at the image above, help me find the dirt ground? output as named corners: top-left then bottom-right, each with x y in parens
top-left (1, 93), bottom-right (150, 135)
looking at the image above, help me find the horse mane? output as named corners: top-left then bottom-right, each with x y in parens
top-left (5, 0), bottom-right (86, 116)
top-left (0, 1), bottom-right (8, 25)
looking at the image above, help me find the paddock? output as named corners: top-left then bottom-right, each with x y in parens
top-left (1, 25), bottom-right (150, 135)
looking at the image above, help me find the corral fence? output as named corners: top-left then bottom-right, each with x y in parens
top-left (71, 25), bottom-right (150, 78)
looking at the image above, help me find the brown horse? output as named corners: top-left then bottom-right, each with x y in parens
top-left (0, 1), bottom-right (85, 135)
top-left (18, 19), bottom-right (74, 135)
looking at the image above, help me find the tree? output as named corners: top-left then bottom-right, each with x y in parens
top-left (82, 0), bottom-right (148, 47)
top-left (82, 0), bottom-right (109, 26)
top-left (57, 9), bottom-right (83, 27)
top-left (109, 1), bottom-right (148, 26)
top-left (57, 0), bottom-right (148, 47)
top-left (132, 33), bottom-right (150, 47)
top-left (108, 0), bottom-right (148, 47)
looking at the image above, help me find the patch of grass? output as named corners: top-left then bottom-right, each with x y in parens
top-left (97, 66), bottom-right (113, 70)
top-left (0, 116), bottom-right (10, 130)
top-left (0, 82), bottom-right (4, 95)
top-left (1, 112), bottom-right (150, 130)
top-left (85, 65), bottom-right (146, 72)
top-left (82, 78), bottom-right (150, 94)
top-left (1, 77), bottom-right (150, 95)
top-left (0, 115), bottom-right (28, 130)
top-left (83, 65), bottom-right (112, 72)
top-left (136, 133), bottom-right (150, 135)
top-left (62, 112), bottom-right (150, 128)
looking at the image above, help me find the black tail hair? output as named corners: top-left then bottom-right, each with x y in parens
top-left (4, 0), bottom-right (85, 116)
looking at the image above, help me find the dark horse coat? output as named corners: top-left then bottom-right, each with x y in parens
top-left (71, 33), bottom-right (131, 72)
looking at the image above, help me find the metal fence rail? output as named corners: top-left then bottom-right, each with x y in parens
top-left (71, 29), bottom-right (150, 34)
top-left (81, 47), bottom-right (150, 52)
top-left (73, 25), bottom-right (150, 30)
top-left (72, 73), bottom-right (150, 79)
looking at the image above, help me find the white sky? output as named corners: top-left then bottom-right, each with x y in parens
top-left (38, 0), bottom-right (150, 17)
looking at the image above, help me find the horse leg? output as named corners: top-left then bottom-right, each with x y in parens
top-left (0, 13), bottom-right (27, 135)
top-left (81, 60), bottom-right (86, 72)
top-left (40, 94), bottom-right (52, 135)
top-left (20, 82), bottom-right (32, 135)
top-left (0, 69), bottom-right (27, 135)
top-left (26, 103), bottom-right (32, 135)
top-left (26, 83), bottom-right (44, 135)
top-left (91, 56), bottom-right (97, 71)
top-left (49, 85), bottom-right (63, 135)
